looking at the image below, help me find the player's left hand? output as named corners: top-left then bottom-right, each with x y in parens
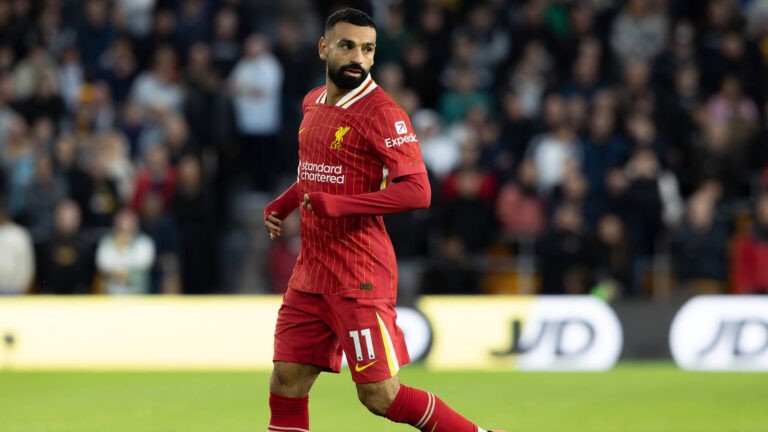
top-left (302, 193), bottom-right (315, 214)
top-left (265, 212), bottom-right (284, 240)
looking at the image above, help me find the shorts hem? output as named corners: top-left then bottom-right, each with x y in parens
top-left (273, 356), bottom-right (341, 374)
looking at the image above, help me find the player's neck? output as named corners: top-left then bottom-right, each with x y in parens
top-left (324, 79), bottom-right (351, 106)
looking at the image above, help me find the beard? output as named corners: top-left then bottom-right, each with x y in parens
top-left (327, 61), bottom-right (368, 90)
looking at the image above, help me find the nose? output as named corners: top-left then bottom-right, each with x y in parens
top-left (349, 47), bottom-right (364, 64)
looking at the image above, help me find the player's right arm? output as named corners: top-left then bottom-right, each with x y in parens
top-left (264, 182), bottom-right (300, 239)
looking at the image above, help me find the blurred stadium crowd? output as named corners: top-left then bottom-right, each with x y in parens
top-left (1, 0), bottom-right (768, 298)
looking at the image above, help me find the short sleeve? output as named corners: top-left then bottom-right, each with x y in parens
top-left (367, 105), bottom-right (427, 179)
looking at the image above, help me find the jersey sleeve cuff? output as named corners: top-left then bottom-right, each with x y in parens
top-left (386, 163), bottom-right (427, 180)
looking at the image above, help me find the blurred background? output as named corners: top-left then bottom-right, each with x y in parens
top-left (0, 0), bottom-right (767, 304)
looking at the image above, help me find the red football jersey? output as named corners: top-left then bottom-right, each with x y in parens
top-left (288, 74), bottom-right (426, 299)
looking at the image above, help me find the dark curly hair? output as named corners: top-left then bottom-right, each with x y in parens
top-left (325, 8), bottom-right (376, 34)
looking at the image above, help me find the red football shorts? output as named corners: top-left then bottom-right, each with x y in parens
top-left (273, 287), bottom-right (411, 383)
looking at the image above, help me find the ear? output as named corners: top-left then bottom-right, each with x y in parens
top-left (318, 36), bottom-right (327, 61)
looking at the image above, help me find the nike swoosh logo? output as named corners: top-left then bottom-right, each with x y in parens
top-left (355, 360), bottom-right (377, 372)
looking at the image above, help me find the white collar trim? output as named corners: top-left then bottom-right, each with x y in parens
top-left (318, 74), bottom-right (377, 109)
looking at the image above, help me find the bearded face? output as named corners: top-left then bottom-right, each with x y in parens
top-left (320, 22), bottom-right (376, 92)
top-left (327, 59), bottom-right (368, 90)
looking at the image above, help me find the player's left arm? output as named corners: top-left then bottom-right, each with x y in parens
top-left (304, 104), bottom-right (429, 218)
top-left (264, 182), bottom-right (301, 239)
top-left (303, 172), bottom-right (430, 217)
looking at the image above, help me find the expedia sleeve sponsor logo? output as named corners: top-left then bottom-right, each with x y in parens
top-left (385, 133), bottom-right (418, 148)
top-left (300, 161), bottom-right (345, 184)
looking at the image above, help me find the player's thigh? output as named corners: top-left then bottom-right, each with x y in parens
top-left (273, 288), bottom-right (344, 373)
top-left (327, 296), bottom-right (411, 384)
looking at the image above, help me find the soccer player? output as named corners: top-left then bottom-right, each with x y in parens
top-left (263, 8), bottom-right (506, 432)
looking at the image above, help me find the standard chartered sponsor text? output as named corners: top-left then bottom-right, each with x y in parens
top-left (300, 161), bottom-right (345, 184)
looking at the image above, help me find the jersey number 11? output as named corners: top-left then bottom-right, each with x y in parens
top-left (349, 329), bottom-right (376, 361)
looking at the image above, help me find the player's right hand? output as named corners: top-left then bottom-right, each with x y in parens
top-left (265, 212), bottom-right (282, 240)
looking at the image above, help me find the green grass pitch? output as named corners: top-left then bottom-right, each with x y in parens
top-left (1, 362), bottom-right (765, 432)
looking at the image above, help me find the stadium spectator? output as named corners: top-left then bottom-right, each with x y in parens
top-left (130, 45), bottom-right (184, 114)
top-left (95, 207), bottom-right (155, 295)
top-left (460, 3), bottom-right (510, 79)
top-left (562, 37), bottom-right (604, 100)
top-left (0, 196), bottom-right (34, 295)
top-left (692, 120), bottom-right (743, 200)
top-left (99, 37), bottom-right (138, 105)
top-left (12, 45), bottom-right (60, 100)
top-left (139, 190), bottom-right (179, 295)
top-left (181, 41), bottom-right (229, 159)
top-left (274, 17), bottom-right (317, 122)
top-left (412, 5), bottom-right (451, 75)
top-left (176, 0), bottom-right (210, 56)
top-left (621, 147), bottom-right (683, 295)
top-left (581, 107), bottom-right (628, 206)
top-left (413, 109), bottom-right (459, 180)
top-left (439, 140), bottom-right (497, 253)
top-left (402, 39), bottom-right (440, 109)
top-left (556, 3), bottom-right (598, 72)
top-left (495, 158), bottom-right (546, 238)
top-left (511, 0), bottom-right (557, 64)
top-left (76, 0), bottom-right (115, 71)
top-left (134, 8), bottom-right (178, 68)
top-left (610, 0), bottom-right (669, 65)
top-left (117, 101), bottom-right (145, 159)
top-left (421, 236), bottom-right (480, 295)
top-left (81, 81), bottom-right (116, 133)
top-left (160, 112), bottom-right (195, 166)
top-left (114, 0), bottom-right (154, 38)
top-left (169, 155), bottom-right (217, 294)
top-left (537, 202), bottom-right (592, 295)
top-left (706, 74), bottom-right (760, 161)
top-left (376, 4), bottom-right (410, 65)
top-left (525, 92), bottom-right (582, 197)
top-left (98, 131), bottom-right (134, 202)
top-left (592, 213), bottom-right (632, 297)
top-left (59, 46), bottom-right (84, 112)
top-left (228, 33), bottom-right (283, 190)
top-left (210, 7), bottom-right (241, 77)
top-left (495, 91), bottom-right (535, 176)
top-left (80, 157), bottom-right (120, 231)
top-left (506, 40), bottom-right (549, 119)
top-left (14, 73), bottom-right (65, 126)
top-left (24, 153), bottom-right (68, 243)
top-left (131, 145), bottom-right (177, 210)
top-left (36, 200), bottom-right (93, 295)
top-left (1, 115), bottom-right (34, 217)
top-left (654, 20), bottom-right (699, 91)
top-left (733, 192), bottom-right (768, 294)
top-left (551, 168), bottom-right (598, 228)
top-left (660, 61), bottom-right (702, 189)
top-left (439, 64), bottom-right (494, 124)
top-left (672, 192), bottom-right (729, 294)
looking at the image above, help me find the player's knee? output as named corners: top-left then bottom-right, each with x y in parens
top-left (357, 386), bottom-right (394, 416)
top-left (356, 380), bottom-right (399, 416)
top-left (269, 362), bottom-right (319, 398)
